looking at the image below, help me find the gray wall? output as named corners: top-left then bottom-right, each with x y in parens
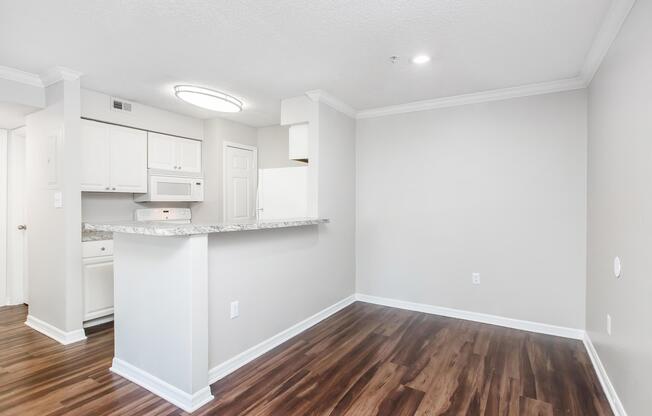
top-left (208, 103), bottom-right (356, 366)
top-left (356, 90), bottom-right (588, 329)
top-left (192, 117), bottom-right (258, 223)
top-left (586, 1), bottom-right (651, 414)
top-left (26, 79), bottom-right (84, 332)
top-left (257, 125), bottom-right (304, 169)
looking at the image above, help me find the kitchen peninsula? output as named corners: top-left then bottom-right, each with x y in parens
top-left (83, 218), bottom-right (329, 412)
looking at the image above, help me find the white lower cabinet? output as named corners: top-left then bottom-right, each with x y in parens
top-left (82, 241), bottom-right (114, 322)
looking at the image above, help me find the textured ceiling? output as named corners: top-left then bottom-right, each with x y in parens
top-left (0, 0), bottom-right (612, 126)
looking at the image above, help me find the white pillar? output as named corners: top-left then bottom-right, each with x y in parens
top-left (111, 233), bottom-right (213, 412)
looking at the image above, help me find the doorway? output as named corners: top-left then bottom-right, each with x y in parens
top-left (1, 127), bottom-right (28, 306)
top-left (223, 142), bottom-right (257, 223)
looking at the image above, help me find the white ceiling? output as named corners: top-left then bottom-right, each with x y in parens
top-left (0, 102), bottom-right (38, 130)
top-left (0, 0), bottom-right (612, 127)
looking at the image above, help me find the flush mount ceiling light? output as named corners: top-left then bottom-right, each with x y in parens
top-left (411, 55), bottom-right (431, 64)
top-left (174, 85), bottom-right (243, 113)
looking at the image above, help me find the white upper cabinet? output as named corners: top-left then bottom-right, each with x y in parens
top-left (147, 132), bottom-right (177, 171)
top-left (288, 123), bottom-right (309, 162)
top-left (81, 119), bottom-right (147, 193)
top-left (109, 125), bottom-right (148, 192)
top-left (148, 132), bottom-right (202, 174)
top-left (81, 121), bottom-right (110, 190)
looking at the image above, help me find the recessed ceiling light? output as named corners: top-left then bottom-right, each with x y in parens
top-left (412, 55), bottom-right (431, 64)
top-left (174, 85), bottom-right (243, 113)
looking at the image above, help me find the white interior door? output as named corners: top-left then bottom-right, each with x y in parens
top-left (224, 143), bottom-right (257, 223)
top-left (0, 129), bottom-right (7, 306)
top-left (7, 127), bottom-right (27, 304)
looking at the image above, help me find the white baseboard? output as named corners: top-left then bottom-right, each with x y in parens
top-left (583, 333), bottom-right (628, 416)
top-left (111, 358), bottom-right (214, 413)
top-left (208, 294), bottom-right (356, 384)
top-left (25, 315), bottom-right (87, 345)
top-left (83, 314), bottom-right (114, 328)
top-left (355, 293), bottom-right (585, 340)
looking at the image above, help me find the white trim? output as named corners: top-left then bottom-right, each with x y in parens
top-left (222, 141), bottom-right (258, 223)
top-left (355, 294), bottom-right (585, 340)
top-left (580, 0), bottom-right (636, 84)
top-left (583, 333), bottom-right (628, 416)
top-left (83, 314), bottom-right (114, 328)
top-left (356, 77), bottom-right (587, 119)
top-left (111, 358), bottom-right (214, 413)
top-left (0, 65), bottom-right (43, 87)
top-left (208, 294), bottom-right (356, 383)
top-left (40, 66), bottom-right (83, 87)
top-left (305, 89), bottom-right (357, 119)
top-left (0, 65), bottom-right (83, 88)
top-left (0, 130), bottom-right (7, 307)
top-left (25, 315), bottom-right (87, 345)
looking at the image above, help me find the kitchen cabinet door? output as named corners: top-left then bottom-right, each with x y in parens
top-left (148, 132), bottom-right (178, 171)
top-left (82, 256), bottom-right (114, 321)
top-left (289, 123), bottom-right (308, 162)
top-left (109, 125), bottom-right (147, 192)
top-left (177, 138), bottom-right (202, 173)
top-left (81, 120), bottom-right (111, 191)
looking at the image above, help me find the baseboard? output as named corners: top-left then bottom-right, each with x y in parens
top-left (583, 333), bottom-right (628, 416)
top-left (208, 294), bottom-right (356, 384)
top-left (25, 315), bottom-right (87, 345)
top-left (355, 294), bottom-right (585, 340)
top-left (111, 358), bottom-right (214, 413)
top-left (83, 314), bottom-right (114, 328)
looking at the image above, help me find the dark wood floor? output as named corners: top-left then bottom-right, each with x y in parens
top-left (0, 302), bottom-right (612, 416)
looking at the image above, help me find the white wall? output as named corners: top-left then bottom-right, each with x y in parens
top-left (207, 102), bottom-right (356, 366)
top-left (356, 90), bottom-right (587, 329)
top-left (25, 78), bottom-right (84, 332)
top-left (81, 89), bottom-right (203, 140)
top-left (586, 1), bottom-right (651, 414)
top-left (192, 117), bottom-right (257, 222)
top-left (257, 125), bottom-right (304, 169)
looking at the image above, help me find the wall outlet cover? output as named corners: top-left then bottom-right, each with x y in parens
top-left (472, 273), bottom-right (481, 285)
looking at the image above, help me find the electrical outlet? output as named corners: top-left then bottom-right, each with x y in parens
top-left (472, 273), bottom-right (481, 285)
top-left (230, 301), bottom-right (239, 319)
top-left (607, 314), bottom-right (612, 336)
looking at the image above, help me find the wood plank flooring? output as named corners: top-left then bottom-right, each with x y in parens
top-left (0, 302), bottom-right (612, 415)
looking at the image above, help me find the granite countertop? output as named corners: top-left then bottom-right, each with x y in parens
top-left (82, 218), bottom-right (329, 237)
top-left (82, 229), bottom-right (114, 242)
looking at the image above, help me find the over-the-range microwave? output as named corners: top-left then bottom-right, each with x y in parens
top-left (134, 172), bottom-right (204, 202)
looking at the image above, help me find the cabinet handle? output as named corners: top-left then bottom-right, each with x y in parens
top-left (112, 187), bottom-right (117, 191)
top-left (105, 187), bottom-right (110, 190)
top-left (100, 247), bottom-right (106, 251)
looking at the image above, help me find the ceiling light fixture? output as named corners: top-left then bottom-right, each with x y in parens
top-left (412, 55), bottom-right (431, 64)
top-left (174, 85), bottom-right (243, 113)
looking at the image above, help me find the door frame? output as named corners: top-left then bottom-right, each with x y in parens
top-left (222, 141), bottom-right (258, 223)
top-left (7, 127), bottom-right (27, 305)
top-left (0, 129), bottom-right (7, 306)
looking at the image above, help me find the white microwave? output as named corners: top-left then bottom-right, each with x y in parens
top-left (134, 174), bottom-right (204, 202)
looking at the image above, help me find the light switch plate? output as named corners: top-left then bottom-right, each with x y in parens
top-left (230, 301), bottom-right (239, 319)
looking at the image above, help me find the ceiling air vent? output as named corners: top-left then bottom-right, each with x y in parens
top-left (111, 97), bottom-right (133, 113)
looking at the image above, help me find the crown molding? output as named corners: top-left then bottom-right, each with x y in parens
top-left (0, 65), bottom-right (83, 88)
top-left (356, 77), bottom-right (587, 119)
top-left (40, 66), bottom-right (83, 87)
top-left (0, 65), bottom-right (43, 87)
top-left (580, 0), bottom-right (636, 84)
top-left (305, 89), bottom-right (357, 118)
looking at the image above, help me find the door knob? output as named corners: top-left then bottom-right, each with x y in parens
top-left (17, 224), bottom-right (27, 230)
